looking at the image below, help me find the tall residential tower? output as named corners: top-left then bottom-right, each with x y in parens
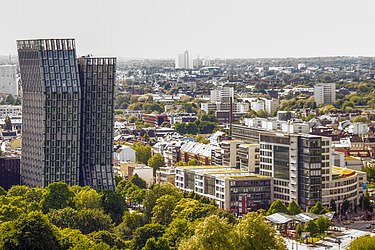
top-left (17, 38), bottom-right (115, 190)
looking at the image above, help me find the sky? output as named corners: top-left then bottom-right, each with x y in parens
top-left (1, 0), bottom-right (375, 59)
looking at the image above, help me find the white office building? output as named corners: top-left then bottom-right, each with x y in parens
top-left (210, 86), bottom-right (234, 103)
top-left (175, 51), bottom-right (193, 69)
top-left (0, 65), bottom-right (18, 96)
top-left (314, 83), bottom-right (336, 105)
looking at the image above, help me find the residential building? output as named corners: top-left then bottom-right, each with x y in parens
top-left (0, 65), bottom-right (18, 96)
top-left (314, 82), bottom-right (336, 105)
top-left (238, 144), bottom-right (260, 173)
top-left (210, 86), bottom-right (234, 104)
top-left (114, 145), bottom-right (136, 164)
top-left (17, 38), bottom-right (115, 190)
top-left (0, 157), bottom-right (21, 190)
top-left (142, 114), bottom-right (169, 126)
top-left (180, 141), bottom-right (220, 165)
top-left (175, 165), bottom-right (273, 215)
top-left (156, 166), bottom-right (176, 185)
top-left (0, 105), bottom-right (22, 119)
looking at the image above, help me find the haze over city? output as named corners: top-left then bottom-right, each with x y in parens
top-left (1, 0), bottom-right (375, 58)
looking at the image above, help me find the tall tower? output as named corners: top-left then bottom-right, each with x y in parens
top-left (17, 39), bottom-right (115, 190)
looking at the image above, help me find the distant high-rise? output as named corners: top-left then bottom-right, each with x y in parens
top-left (314, 82), bottom-right (336, 105)
top-left (0, 65), bottom-right (18, 96)
top-left (175, 50), bottom-right (193, 69)
top-left (17, 39), bottom-right (115, 190)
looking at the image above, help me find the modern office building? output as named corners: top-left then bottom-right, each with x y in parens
top-left (17, 38), bottom-right (115, 190)
top-left (259, 132), bottom-right (323, 210)
top-left (0, 65), bottom-right (18, 96)
top-left (175, 50), bottom-right (193, 69)
top-left (175, 165), bottom-right (273, 215)
top-left (210, 86), bottom-right (234, 104)
top-left (314, 82), bottom-right (336, 105)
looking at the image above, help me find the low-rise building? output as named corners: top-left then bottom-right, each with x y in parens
top-left (175, 165), bottom-right (273, 216)
top-left (156, 166), bottom-right (176, 185)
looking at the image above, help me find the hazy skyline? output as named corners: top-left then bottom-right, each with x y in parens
top-left (1, 0), bottom-right (375, 59)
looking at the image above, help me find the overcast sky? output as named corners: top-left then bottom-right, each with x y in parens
top-left (1, 0), bottom-right (375, 58)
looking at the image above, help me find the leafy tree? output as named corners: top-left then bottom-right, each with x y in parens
top-left (100, 190), bottom-right (127, 224)
top-left (257, 109), bottom-right (268, 118)
top-left (130, 174), bottom-right (147, 189)
top-left (148, 153), bottom-right (165, 175)
top-left (342, 199), bottom-right (351, 214)
top-left (133, 142), bottom-right (152, 165)
top-left (309, 201), bottom-right (329, 215)
top-left (132, 223), bottom-right (165, 250)
top-left (5, 94), bottom-right (15, 105)
top-left (89, 230), bottom-right (127, 249)
top-left (143, 237), bottom-right (170, 250)
top-left (172, 198), bottom-right (217, 222)
top-left (349, 235), bottom-right (375, 250)
top-left (0, 204), bottom-right (23, 222)
top-left (363, 166), bottom-right (375, 182)
top-left (122, 210), bottom-right (145, 231)
top-left (128, 115), bottom-right (139, 123)
top-left (0, 186), bottom-right (6, 196)
top-left (74, 188), bottom-right (102, 210)
top-left (316, 216), bottom-right (330, 235)
top-left (178, 215), bottom-right (232, 250)
top-left (351, 116), bottom-right (369, 123)
top-left (4, 116), bottom-right (12, 131)
top-left (287, 200), bottom-right (302, 215)
top-left (295, 223), bottom-right (303, 238)
top-left (266, 200), bottom-right (288, 215)
top-left (232, 212), bottom-right (287, 250)
top-left (7, 185), bottom-right (30, 197)
top-left (152, 194), bottom-right (178, 225)
top-left (41, 182), bottom-right (74, 213)
top-left (48, 207), bottom-right (80, 229)
top-left (304, 220), bottom-right (318, 237)
top-left (58, 228), bottom-right (110, 250)
top-left (0, 211), bottom-right (60, 249)
top-left (163, 218), bottom-right (195, 249)
top-left (77, 209), bottom-right (114, 234)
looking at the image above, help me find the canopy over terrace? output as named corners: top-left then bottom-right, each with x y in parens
top-left (266, 212), bottom-right (335, 224)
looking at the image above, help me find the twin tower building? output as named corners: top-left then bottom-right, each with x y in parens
top-left (17, 39), bottom-right (116, 190)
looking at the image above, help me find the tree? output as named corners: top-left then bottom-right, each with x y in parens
top-left (5, 94), bottom-right (15, 105)
top-left (122, 211), bottom-right (145, 231)
top-left (128, 115), bottom-right (139, 123)
top-left (172, 198), bottom-right (217, 222)
top-left (89, 230), bottom-right (127, 249)
top-left (0, 211), bottom-right (60, 249)
top-left (48, 207), bottom-right (80, 229)
top-left (295, 223), bottom-right (303, 238)
top-left (351, 116), bottom-right (369, 123)
top-left (342, 199), bottom-right (351, 214)
top-left (349, 235), bottom-right (375, 250)
top-left (0, 186), bottom-right (6, 196)
top-left (74, 188), bottom-right (102, 210)
top-left (316, 216), bottom-right (330, 235)
top-left (132, 223), bottom-right (165, 250)
top-left (309, 201), bottom-right (329, 215)
top-left (100, 190), bottom-right (127, 224)
top-left (163, 218), bottom-right (195, 249)
top-left (143, 237), bottom-right (170, 250)
top-left (257, 109), bottom-right (268, 118)
top-left (178, 215), bottom-right (232, 250)
top-left (130, 174), bottom-right (147, 189)
top-left (4, 116), bottom-right (12, 131)
top-left (148, 153), bottom-right (165, 175)
top-left (0, 204), bottom-right (23, 222)
top-left (287, 200), bottom-right (302, 215)
top-left (304, 220), bottom-right (318, 237)
top-left (266, 200), bottom-right (288, 215)
top-left (77, 209), bottom-right (114, 234)
top-left (41, 182), bottom-right (74, 213)
top-left (133, 142), bottom-right (152, 165)
top-left (232, 213), bottom-right (287, 250)
top-left (152, 194), bottom-right (178, 225)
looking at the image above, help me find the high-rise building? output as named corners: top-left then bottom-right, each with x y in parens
top-left (0, 65), bottom-right (18, 96)
top-left (17, 38), bottom-right (115, 190)
top-left (210, 86), bottom-right (234, 103)
top-left (175, 51), bottom-right (193, 69)
top-left (314, 83), bottom-right (336, 105)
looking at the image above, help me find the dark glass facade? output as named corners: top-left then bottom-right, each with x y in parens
top-left (78, 57), bottom-right (115, 190)
top-left (298, 136), bottom-right (322, 209)
top-left (0, 157), bottom-right (21, 190)
top-left (17, 39), bottom-right (115, 190)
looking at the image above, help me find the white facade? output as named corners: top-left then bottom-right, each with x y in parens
top-left (210, 86), bottom-right (234, 104)
top-left (114, 146), bottom-right (136, 163)
top-left (0, 65), bottom-right (18, 96)
top-left (314, 83), bottom-right (336, 105)
top-left (133, 166), bottom-right (154, 185)
top-left (346, 123), bottom-right (369, 135)
top-left (175, 51), bottom-right (193, 69)
top-left (243, 117), bottom-right (310, 134)
top-left (0, 105), bottom-right (22, 119)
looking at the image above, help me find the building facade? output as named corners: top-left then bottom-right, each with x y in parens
top-left (314, 82), bottom-right (336, 105)
top-left (17, 38), bottom-right (115, 190)
top-left (0, 65), bottom-right (18, 96)
top-left (0, 157), bottom-right (21, 190)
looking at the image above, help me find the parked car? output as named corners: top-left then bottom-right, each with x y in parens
top-left (365, 225), bottom-right (372, 229)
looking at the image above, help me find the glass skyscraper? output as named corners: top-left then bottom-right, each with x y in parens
top-left (17, 39), bottom-right (115, 190)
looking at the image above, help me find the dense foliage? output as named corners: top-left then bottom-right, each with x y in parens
top-left (0, 181), bottom-right (286, 249)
